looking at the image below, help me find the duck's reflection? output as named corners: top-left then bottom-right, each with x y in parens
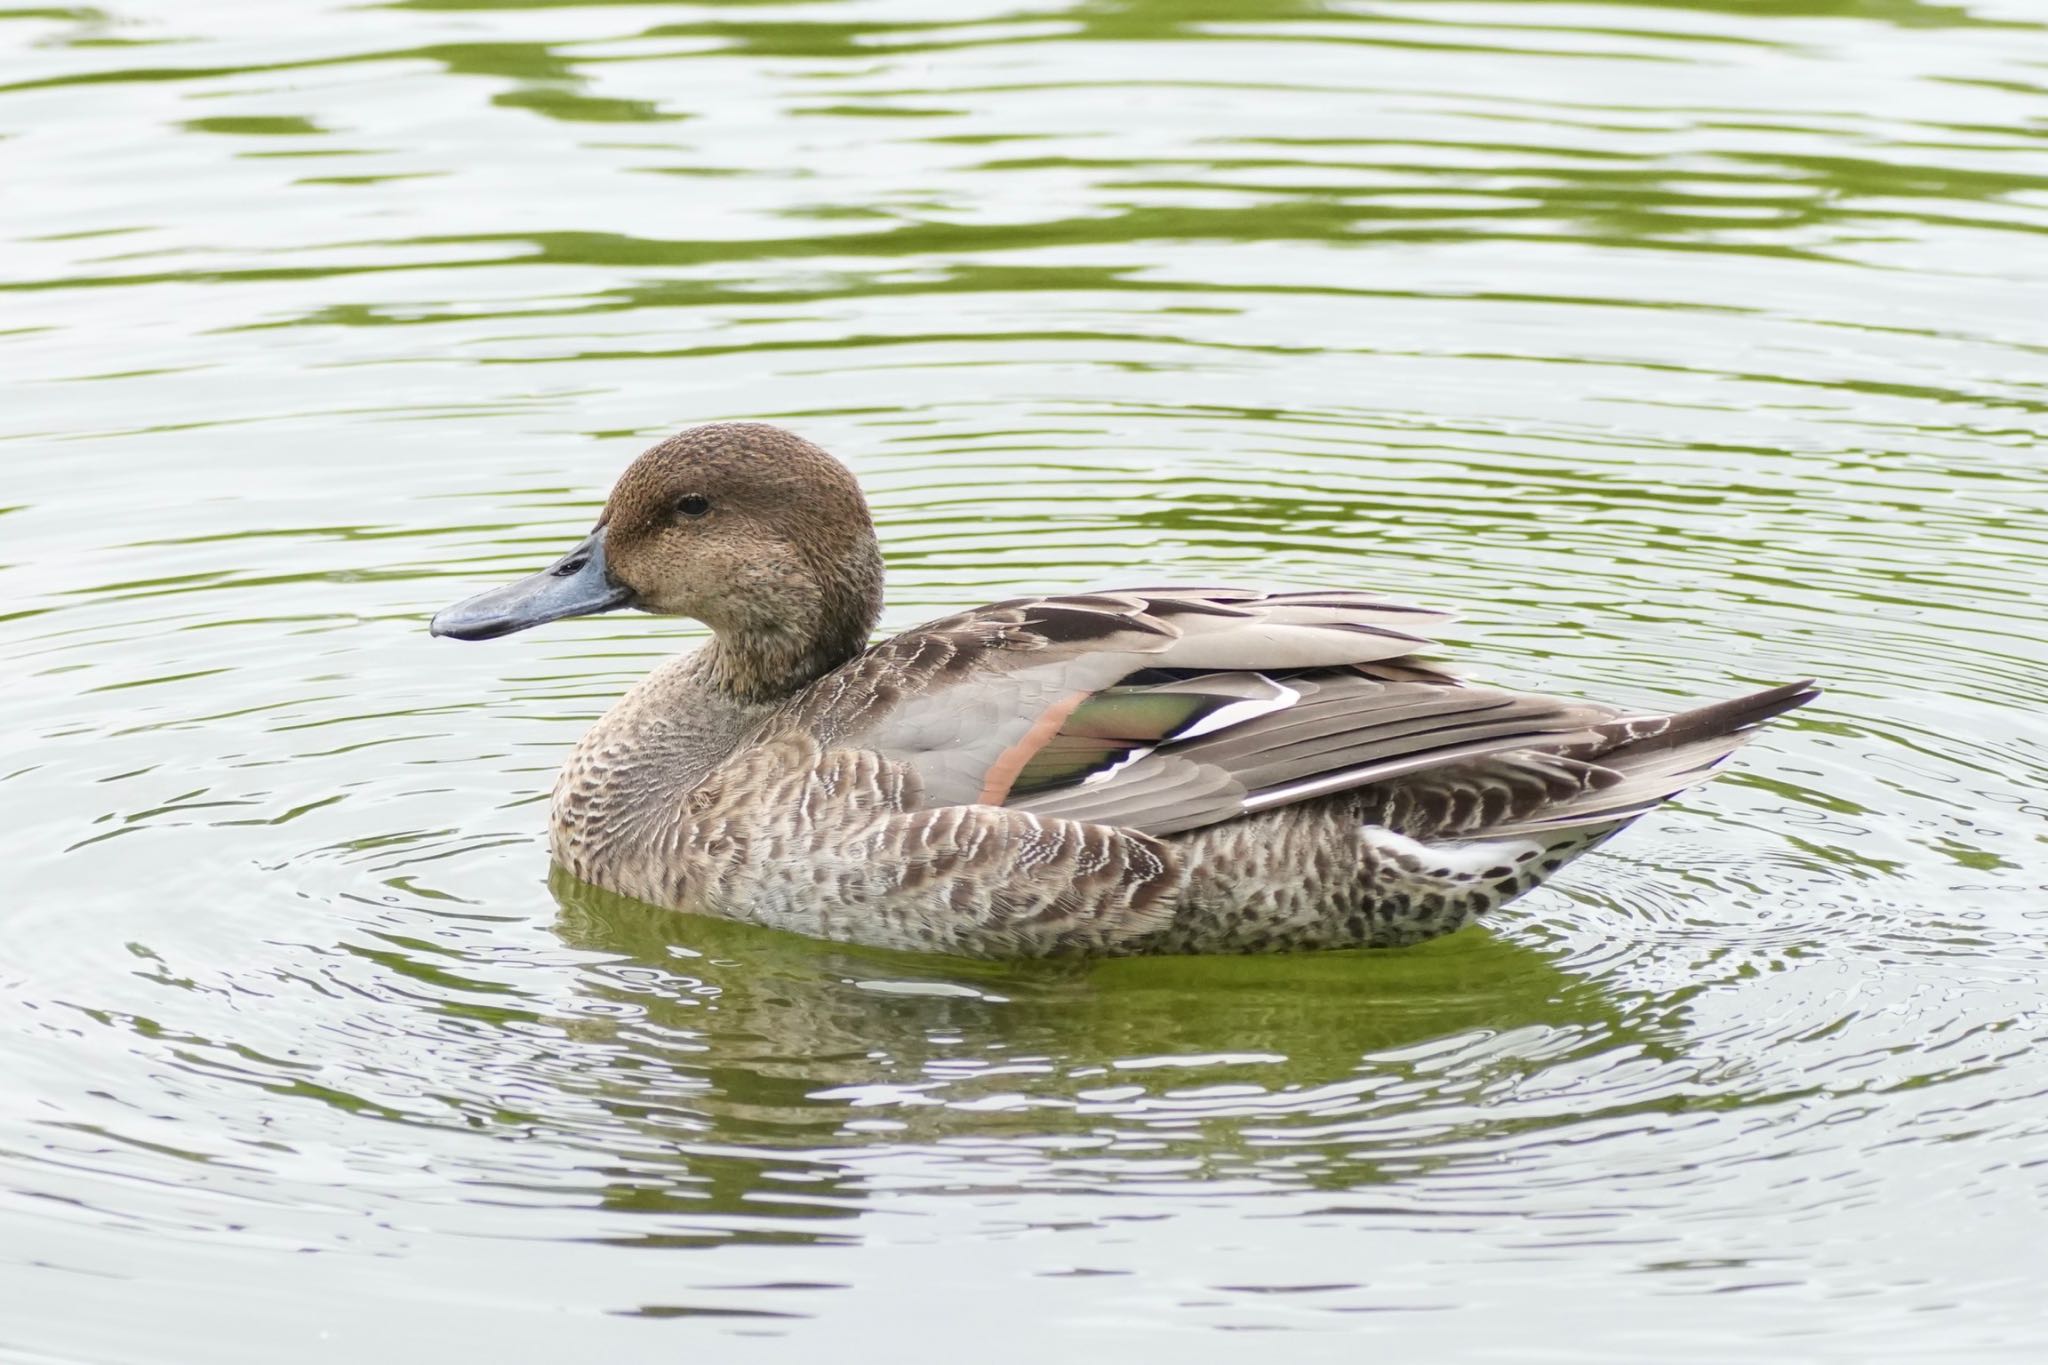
top-left (547, 868), bottom-right (1677, 1212)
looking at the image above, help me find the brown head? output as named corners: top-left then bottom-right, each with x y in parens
top-left (431, 423), bottom-right (885, 700)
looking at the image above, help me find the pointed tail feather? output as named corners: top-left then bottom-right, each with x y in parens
top-left (1493, 679), bottom-right (1820, 834)
top-left (1596, 678), bottom-right (1820, 758)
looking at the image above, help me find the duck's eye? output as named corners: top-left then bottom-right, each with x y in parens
top-left (674, 494), bottom-right (711, 520)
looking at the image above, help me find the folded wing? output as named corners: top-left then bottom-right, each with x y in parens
top-left (779, 586), bottom-right (1811, 840)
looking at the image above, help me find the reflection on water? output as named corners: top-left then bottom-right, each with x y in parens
top-left (3, 0), bottom-right (2047, 1356)
top-left (552, 872), bottom-right (1661, 1173)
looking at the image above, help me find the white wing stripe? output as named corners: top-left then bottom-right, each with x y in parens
top-left (1174, 681), bottom-right (1300, 742)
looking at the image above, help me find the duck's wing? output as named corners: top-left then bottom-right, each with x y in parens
top-left (774, 587), bottom-right (1614, 837)
top-left (781, 585), bottom-right (1440, 775)
top-left (784, 586), bottom-right (1818, 839)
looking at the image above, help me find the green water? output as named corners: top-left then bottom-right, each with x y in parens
top-left (4, 0), bottom-right (2046, 1357)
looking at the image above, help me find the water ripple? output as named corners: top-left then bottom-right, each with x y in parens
top-left (4, 0), bottom-right (2048, 1355)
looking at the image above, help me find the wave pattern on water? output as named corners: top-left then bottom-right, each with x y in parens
top-left (2, 0), bottom-right (2047, 1357)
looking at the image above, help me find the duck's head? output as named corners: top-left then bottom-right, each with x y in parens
top-left (431, 423), bottom-right (884, 684)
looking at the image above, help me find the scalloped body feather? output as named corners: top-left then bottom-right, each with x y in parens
top-left (546, 587), bottom-right (1816, 958)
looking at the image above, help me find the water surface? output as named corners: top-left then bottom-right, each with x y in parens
top-left (4, 0), bottom-right (2047, 1358)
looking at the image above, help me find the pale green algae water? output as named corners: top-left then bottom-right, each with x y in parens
top-left (3, 0), bottom-right (2047, 1358)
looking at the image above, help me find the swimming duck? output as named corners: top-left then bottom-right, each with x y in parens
top-left (431, 422), bottom-right (1816, 958)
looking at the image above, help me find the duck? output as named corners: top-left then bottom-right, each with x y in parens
top-left (431, 422), bottom-right (1817, 959)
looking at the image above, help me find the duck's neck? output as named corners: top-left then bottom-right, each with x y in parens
top-left (550, 539), bottom-right (885, 876)
top-left (691, 607), bottom-right (872, 707)
top-left (694, 530), bottom-right (884, 705)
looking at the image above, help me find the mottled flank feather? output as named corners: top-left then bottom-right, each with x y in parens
top-left (437, 421), bottom-right (1819, 958)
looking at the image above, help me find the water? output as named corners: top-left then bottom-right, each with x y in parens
top-left (4, 0), bottom-right (2047, 1356)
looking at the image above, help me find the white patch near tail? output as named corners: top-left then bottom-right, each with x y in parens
top-left (1362, 826), bottom-right (1545, 881)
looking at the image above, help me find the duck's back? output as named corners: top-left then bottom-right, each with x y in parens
top-left (597, 588), bottom-right (1812, 956)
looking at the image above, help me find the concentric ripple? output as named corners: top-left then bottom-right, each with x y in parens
top-left (3, 0), bottom-right (2047, 1357)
